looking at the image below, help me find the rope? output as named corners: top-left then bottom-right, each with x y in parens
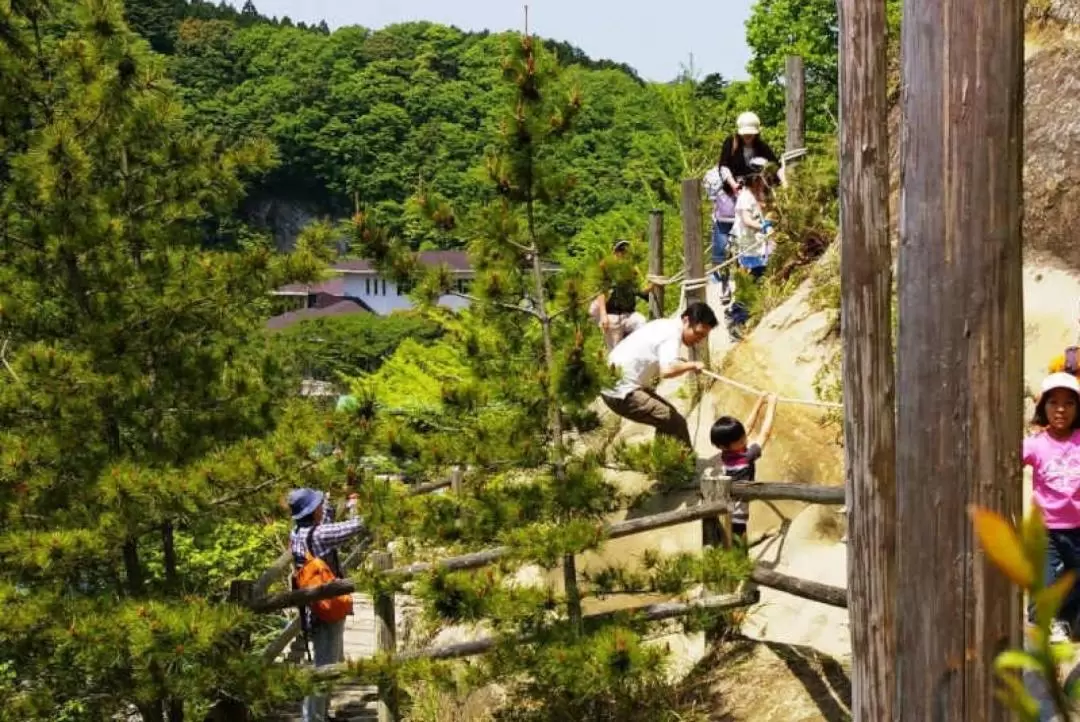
top-left (699, 369), bottom-right (843, 411)
top-left (646, 235), bottom-right (771, 289)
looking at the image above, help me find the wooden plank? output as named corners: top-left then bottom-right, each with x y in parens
top-left (729, 481), bottom-right (845, 504)
top-left (750, 567), bottom-right (847, 608)
top-left (895, 0), bottom-right (1024, 716)
top-left (680, 178), bottom-right (708, 396)
top-left (837, 0), bottom-right (895, 718)
top-left (700, 470), bottom-right (730, 549)
top-left (648, 210), bottom-right (665, 319)
top-left (311, 590), bottom-right (761, 678)
top-left (409, 478), bottom-right (452, 496)
top-left (784, 55), bottom-right (806, 171)
top-left (249, 499), bottom-right (734, 612)
top-left (254, 550), bottom-right (292, 598)
top-left (372, 552), bottom-right (399, 722)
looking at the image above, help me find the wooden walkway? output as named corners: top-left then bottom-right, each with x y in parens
top-left (276, 593), bottom-right (380, 722)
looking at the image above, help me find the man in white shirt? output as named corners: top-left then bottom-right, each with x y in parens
top-left (600, 302), bottom-right (719, 447)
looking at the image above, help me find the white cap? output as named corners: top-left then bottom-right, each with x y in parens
top-left (1041, 372), bottom-right (1080, 397)
top-left (749, 156), bottom-right (768, 172)
top-left (737, 111), bottom-right (761, 135)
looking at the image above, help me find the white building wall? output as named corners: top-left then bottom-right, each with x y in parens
top-left (340, 275), bottom-right (470, 315)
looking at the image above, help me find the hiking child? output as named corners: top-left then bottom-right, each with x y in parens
top-left (601, 302), bottom-right (719, 448)
top-left (590, 239), bottom-right (652, 349)
top-left (288, 487), bottom-right (367, 722)
top-left (710, 392), bottom-right (779, 542)
top-left (703, 161), bottom-right (738, 301)
top-left (732, 170), bottom-right (774, 282)
top-left (1024, 373), bottom-right (1080, 643)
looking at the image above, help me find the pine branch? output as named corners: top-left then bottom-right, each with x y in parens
top-left (1, 335), bottom-right (21, 384)
top-left (208, 458), bottom-right (322, 508)
top-left (449, 291), bottom-right (541, 319)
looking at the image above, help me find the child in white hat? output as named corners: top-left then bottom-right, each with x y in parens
top-left (1024, 372), bottom-right (1080, 642)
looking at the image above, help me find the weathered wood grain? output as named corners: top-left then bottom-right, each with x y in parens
top-left (648, 210), bottom-right (665, 320)
top-left (837, 0), bottom-right (896, 720)
top-left (896, 0), bottom-right (1025, 717)
top-left (784, 55), bottom-right (806, 172)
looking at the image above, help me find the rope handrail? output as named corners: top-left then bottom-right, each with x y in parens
top-left (699, 368), bottom-right (843, 410)
top-left (646, 235), bottom-right (771, 289)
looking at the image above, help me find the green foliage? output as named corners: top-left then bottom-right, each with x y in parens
top-left (744, 0), bottom-right (901, 135)
top-left (0, 2), bottom-right (334, 718)
top-left (270, 310), bottom-right (444, 381)
top-left (163, 17), bottom-right (693, 256)
top-left (314, 35), bottom-right (754, 721)
top-left (971, 506), bottom-right (1079, 720)
top-left (612, 436), bottom-right (697, 497)
top-left (586, 546), bottom-right (754, 598)
top-left (488, 627), bottom-right (698, 722)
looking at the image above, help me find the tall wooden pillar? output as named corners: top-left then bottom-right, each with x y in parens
top-left (838, 0), bottom-right (895, 719)
top-left (895, 0), bottom-right (1025, 717)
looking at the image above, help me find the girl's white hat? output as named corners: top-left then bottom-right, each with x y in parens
top-left (1041, 372), bottom-right (1080, 396)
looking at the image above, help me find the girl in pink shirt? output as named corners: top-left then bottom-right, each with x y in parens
top-left (1024, 372), bottom-right (1080, 642)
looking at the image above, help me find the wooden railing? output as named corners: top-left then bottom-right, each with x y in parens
top-left (240, 474), bottom-right (847, 722)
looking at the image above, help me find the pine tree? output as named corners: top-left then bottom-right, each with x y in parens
top-left (0, 2), bottom-right (332, 719)
top-left (340, 32), bottom-right (750, 721)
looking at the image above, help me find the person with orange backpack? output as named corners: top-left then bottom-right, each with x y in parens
top-left (288, 487), bottom-right (367, 722)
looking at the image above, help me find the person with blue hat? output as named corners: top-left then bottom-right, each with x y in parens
top-left (287, 487), bottom-right (365, 722)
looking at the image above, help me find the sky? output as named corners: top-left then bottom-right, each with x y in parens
top-left (225, 0), bottom-right (756, 83)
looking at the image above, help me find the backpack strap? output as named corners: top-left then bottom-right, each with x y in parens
top-left (1067, 347), bottom-right (1080, 375)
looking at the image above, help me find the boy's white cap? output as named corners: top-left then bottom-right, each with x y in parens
top-left (1041, 372), bottom-right (1080, 396)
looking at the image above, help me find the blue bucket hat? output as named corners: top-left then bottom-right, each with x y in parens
top-left (288, 487), bottom-right (324, 521)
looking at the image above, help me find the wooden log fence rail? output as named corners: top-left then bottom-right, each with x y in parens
top-left (248, 480), bottom-right (848, 613)
top-left (246, 476), bottom-right (850, 722)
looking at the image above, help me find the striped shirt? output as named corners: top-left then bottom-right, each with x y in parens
top-left (720, 443), bottom-right (762, 528)
top-left (289, 495), bottom-right (366, 566)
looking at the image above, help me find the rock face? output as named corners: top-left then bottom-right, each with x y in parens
top-left (1030, 0), bottom-right (1080, 25)
top-left (1025, 42), bottom-right (1080, 269)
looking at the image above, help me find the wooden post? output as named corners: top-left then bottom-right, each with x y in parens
top-left (680, 179), bottom-right (709, 395)
top-left (372, 551), bottom-right (399, 722)
top-left (895, 0), bottom-right (1024, 716)
top-left (699, 468), bottom-right (732, 550)
top-left (450, 466), bottom-right (464, 495)
top-left (837, 0), bottom-right (895, 718)
top-left (648, 210), bottom-right (665, 319)
top-left (784, 55), bottom-right (806, 177)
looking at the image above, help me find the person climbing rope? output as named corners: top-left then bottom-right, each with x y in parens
top-left (600, 302), bottom-right (719, 448)
top-left (719, 112), bottom-right (784, 190)
top-left (589, 239), bottom-right (652, 350)
top-left (287, 487), bottom-right (367, 722)
top-left (710, 392), bottom-right (778, 544)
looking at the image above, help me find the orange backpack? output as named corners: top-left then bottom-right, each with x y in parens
top-left (293, 528), bottom-right (353, 624)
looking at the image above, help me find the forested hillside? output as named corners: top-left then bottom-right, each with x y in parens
top-left (122, 0), bottom-right (852, 255)
top-left (0, 1), bottom-right (858, 721)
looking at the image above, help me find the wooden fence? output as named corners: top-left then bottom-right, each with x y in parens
top-left (239, 473), bottom-right (847, 722)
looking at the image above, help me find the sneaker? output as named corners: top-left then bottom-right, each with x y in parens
top-left (1051, 619), bottom-right (1071, 644)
